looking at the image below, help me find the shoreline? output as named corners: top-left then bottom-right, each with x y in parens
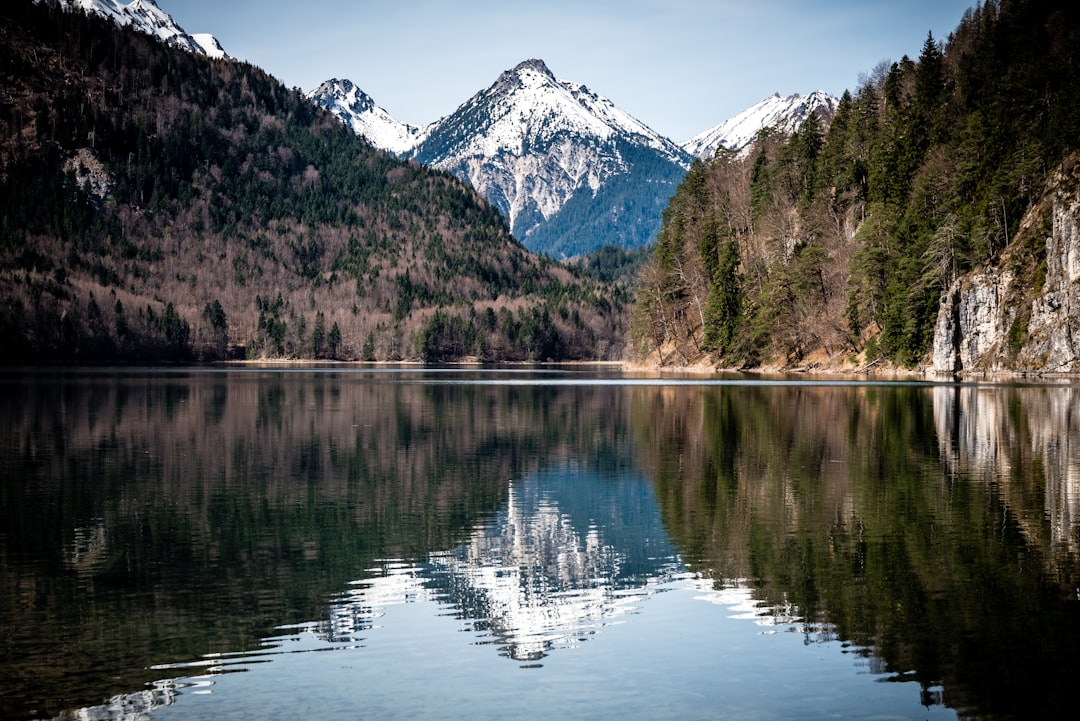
top-left (3, 358), bottom-right (1077, 382)
top-left (216, 357), bottom-right (1080, 382)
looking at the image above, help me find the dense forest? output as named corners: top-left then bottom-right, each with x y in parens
top-left (630, 0), bottom-right (1080, 369)
top-left (0, 1), bottom-right (629, 363)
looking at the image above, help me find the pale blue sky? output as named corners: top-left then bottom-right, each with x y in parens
top-left (165, 0), bottom-right (976, 141)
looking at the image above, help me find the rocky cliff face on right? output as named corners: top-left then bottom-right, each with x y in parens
top-left (933, 157), bottom-right (1080, 374)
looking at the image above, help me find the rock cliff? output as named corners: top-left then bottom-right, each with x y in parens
top-left (933, 157), bottom-right (1080, 374)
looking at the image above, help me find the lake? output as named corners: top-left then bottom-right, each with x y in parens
top-left (1, 367), bottom-right (1078, 720)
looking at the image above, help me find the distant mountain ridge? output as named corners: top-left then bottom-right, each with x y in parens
top-left (309, 63), bottom-right (835, 257)
top-left (52, 2), bottom-right (836, 259)
top-left (56, 1), bottom-right (835, 259)
top-left (309, 59), bottom-right (695, 257)
top-left (307, 79), bottom-right (426, 155)
top-left (57, 0), bottom-right (228, 58)
top-left (681, 91), bottom-right (839, 159)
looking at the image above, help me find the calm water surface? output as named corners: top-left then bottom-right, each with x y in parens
top-left (1, 367), bottom-right (1079, 720)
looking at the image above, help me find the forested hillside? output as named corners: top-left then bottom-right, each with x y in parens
top-left (631, 0), bottom-right (1080, 370)
top-left (0, 1), bottom-right (628, 363)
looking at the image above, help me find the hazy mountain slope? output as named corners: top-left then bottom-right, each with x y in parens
top-left (0, 1), bottom-right (628, 363)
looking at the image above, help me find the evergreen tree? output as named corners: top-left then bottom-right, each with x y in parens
top-left (328, 322), bottom-right (341, 359)
top-left (632, 0), bottom-right (1080, 370)
top-left (310, 310), bottom-right (326, 358)
top-left (702, 239), bottom-right (741, 355)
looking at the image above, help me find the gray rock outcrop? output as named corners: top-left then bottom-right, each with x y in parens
top-left (932, 160), bottom-right (1080, 374)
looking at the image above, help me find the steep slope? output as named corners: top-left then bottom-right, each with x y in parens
top-left (190, 32), bottom-right (228, 60)
top-left (682, 91), bottom-right (838, 159)
top-left (306, 79), bottom-right (427, 155)
top-left (59, 0), bottom-right (229, 58)
top-left (932, 155), bottom-right (1080, 373)
top-left (314, 59), bottom-right (691, 258)
top-left (410, 59), bottom-right (691, 257)
top-left (0, 2), bottom-right (628, 363)
top-left (631, 0), bottom-right (1080, 374)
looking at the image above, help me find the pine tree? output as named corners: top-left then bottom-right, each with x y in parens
top-left (702, 239), bottom-right (741, 355)
top-left (328, 321), bottom-right (342, 359)
top-left (310, 310), bottom-right (326, 358)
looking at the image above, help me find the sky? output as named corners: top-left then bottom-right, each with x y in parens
top-left (164, 0), bottom-right (977, 142)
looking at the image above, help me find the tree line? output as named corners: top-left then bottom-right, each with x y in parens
top-left (0, 0), bottom-right (629, 363)
top-left (631, 0), bottom-right (1080, 368)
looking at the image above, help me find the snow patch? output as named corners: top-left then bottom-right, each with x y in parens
top-left (306, 79), bottom-right (428, 156)
top-left (57, 0), bottom-right (230, 59)
top-left (682, 91), bottom-right (838, 159)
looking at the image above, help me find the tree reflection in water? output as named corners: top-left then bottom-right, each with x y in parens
top-left (2, 371), bottom-right (1079, 721)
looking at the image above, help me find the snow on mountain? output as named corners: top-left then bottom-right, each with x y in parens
top-left (414, 59), bottom-right (686, 167)
top-left (190, 32), bottom-right (228, 60)
top-left (306, 79), bottom-right (427, 156)
top-left (311, 59), bottom-right (835, 257)
top-left (407, 59), bottom-right (691, 247)
top-left (58, 0), bottom-right (229, 59)
top-left (682, 91), bottom-right (838, 159)
top-left (562, 81), bottom-right (687, 166)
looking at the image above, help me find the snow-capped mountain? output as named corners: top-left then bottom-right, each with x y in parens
top-left (58, 0), bottom-right (229, 59)
top-left (312, 59), bottom-right (689, 256)
top-left (311, 60), bottom-right (834, 256)
top-left (682, 91), bottom-right (838, 159)
top-left (408, 59), bottom-right (690, 249)
top-left (412, 59), bottom-right (687, 168)
top-left (190, 32), bottom-right (228, 60)
top-left (305, 79), bottom-right (427, 156)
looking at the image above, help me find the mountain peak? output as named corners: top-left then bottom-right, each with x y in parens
top-left (311, 78), bottom-right (373, 112)
top-left (490, 58), bottom-right (558, 97)
top-left (59, 0), bottom-right (230, 59)
top-left (682, 90), bottom-right (838, 159)
top-left (306, 79), bottom-right (426, 156)
top-left (509, 58), bottom-right (555, 78)
top-left (404, 60), bottom-right (690, 254)
top-left (312, 58), bottom-right (696, 257)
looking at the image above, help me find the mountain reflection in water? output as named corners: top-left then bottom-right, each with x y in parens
top-left (2, 370), bottom-right (1079, 721)
top-left (255, 464), bottom-right (682, 663)
top-left (425, 468), bottom-right (683, 662)
top-left (70, 462), bottom-right (687, 719)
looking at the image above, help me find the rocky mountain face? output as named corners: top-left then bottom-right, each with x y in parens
top-left (406, 59), bottom-right (691, 257)
top-left (311, 61), bottom-right (834, 259)
top-left (681, 91), bottom-right (838, 159)
top-left (58, 0), bottom-right (228, 58)
top-left (306, 79), bottom-right (425, 155)
top-left (933, 156), bottom-right (1080, 374)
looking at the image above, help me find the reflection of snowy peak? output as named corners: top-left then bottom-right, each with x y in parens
top-left (682, 91), bottom-right (838, 158)
top-left (316, 467), bottom-right (682, 662)
top-left (60, 0), bottom-right (229, 59)
top-left (305, 79), bottom-right (427, 156)
top-left (431, 483), bottom-right (632, 661)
